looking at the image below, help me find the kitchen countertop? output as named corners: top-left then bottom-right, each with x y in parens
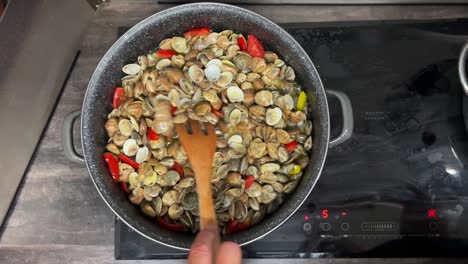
top-left (1, 2), bottom-right (468, 263)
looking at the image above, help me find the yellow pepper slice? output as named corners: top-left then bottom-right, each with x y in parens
top-left (289, 165), bottom-right (302, 175)
top-left (297, 91), bottom-right (307, 111)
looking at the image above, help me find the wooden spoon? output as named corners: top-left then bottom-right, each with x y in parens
top-left (176, 120), bottom-right (218, 230)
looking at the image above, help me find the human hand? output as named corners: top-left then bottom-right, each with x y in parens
top-left (188, 225), bottom-right (242, 264)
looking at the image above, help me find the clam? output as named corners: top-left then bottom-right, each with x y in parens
top-left (225, 188), bottom-right (242, 198)
top-left (162, 190), bottom-right (180, 206)
top-left (227, 135), bottom-right (243, 146)
top-left (226, 172), bottom-right (242, 186)
top-left (188, 65), bottom-right (204, 83)
top-left (168, 90), bottom-right (180, 108)
top-left (137, 55), bottom-right (148, 70)
top-left (264, 51), bottom-right (279, 63)
top-left (215, 71), bottom-right (234, 87)
top-left (163, 170), bottom-right (181, 186)
top-left (247, 139), bottom-right (267, 159)
top-left (152, 197), bottom-right (163, 216)
top-left (211, 46), bottom-right (224, 57)
top-left (168, 204), bottom-right (184, 220)
top-left (229, 108), bottom-right (242, 125)
top-left (304, 136), bottom-right (312, 151)
top-left (276, 129), bottom-right (291, 144)
top-left (236, 73), bottom-right (247, 84)
top-left (105, 118), bottom-right (119, 136)
top-left (259, 172), bottom-right (279, 184)
top-left (226, 45), bottom-right (240, 58)
top-left (233, 53), bottom-right (252, 73)
top-left (266, 107), bottom-right (283, 126)
top-left (252, 78), bottom-right (264, 90)
top-left (141, 201), bottom-right (156, 217)
top-left (171, 54), bottom-right (185, 68)
top-left (255, 90), bottom-right (273, 107)
top-left (136, 146), bottom-right (150, 163)
top-left (252, 57), bottom-right (267, 73)
top-left (285, 66), bottom-right (296, 81)
top-left (123, 138), bottom-right (138, 156)
top-left (156, 59), bottom-right (171, 70)
top-left (245, 182), bottom-right (262, 198)
top-left (260, 163), bottom-right (281, 173)
top-left (243, 89), bottom-right (255, 106)
top-left (118, 119), bottom-right (133, 136)
top-left (284, 181), bottom-right (299, 194)
top-left (171, 36), bottom-right (188, 53)
top-left (289, 111), bottom-right (306, 123)
top-left (128, 172), bottom-right (140, 189)
top-left (122, 63), bottom-right (141, 75)
top-left (205, 32), bottom-right (219, 45)
top-left (159, 38), bottom-right (172, 50)
top-left (106, 143), bottom-right (120, 155)
top-left (144, 184), bottom-right (161, 200)
top-left (215, 164), bottom-right (230, 180)
top-left (129, 188), bottom-right (145, 205)
top-left (165, 68), bottom-right (184, 84)
top-left (113, 132), bottom-right (128, 147)
top-left (206, 59), bottom-right (222, 69)
top-left (194, 100), bottom-right (211, 116)
top-left (143, 170), bottom-right (157, 186)
top-left (283, 94), bottom-right (295, 110)
top-left (182, 191), bottom-right (198, 211)
top-left (226, 86), bottom-right (244, 102)
top-left (249, 198), bottom-right (260, 211)
top-left (216, 35), bottom-right (230, 50)
top-left (277, 146), bottom-right (289, 163)
top-left (204, 64), bottom-right (221, 82)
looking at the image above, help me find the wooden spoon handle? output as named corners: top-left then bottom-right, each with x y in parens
top-left (192, 161), bottom-right (218, 230)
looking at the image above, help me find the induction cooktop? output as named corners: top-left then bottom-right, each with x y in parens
top-left (116, 19), bottom-right (468, 259)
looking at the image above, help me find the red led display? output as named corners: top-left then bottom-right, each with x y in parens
top-left (427, 209), bottom-right (436, 218)
top-left (341, 212), bottom-right (347, 216)
top-left (321, 209), bottom-right (329, 219)
top-left (304, 215), bottom-right (310, 220)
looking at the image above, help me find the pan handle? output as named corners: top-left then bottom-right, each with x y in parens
top-left (326, 90), bottom-right (354, 148)
top-left (62, 110), bottom-right (85, 164)
top-left (458, 41), bottom-right (468, 95)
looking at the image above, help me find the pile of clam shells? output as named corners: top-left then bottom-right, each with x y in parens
top-left (104, 29), bottom-right (312, 234)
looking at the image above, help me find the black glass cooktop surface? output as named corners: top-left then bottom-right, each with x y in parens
top-left (116, 19), bottom-right (468, 259)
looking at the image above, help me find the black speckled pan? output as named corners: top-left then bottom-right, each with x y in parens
top-left (82, 3), bottom-right (329, 250)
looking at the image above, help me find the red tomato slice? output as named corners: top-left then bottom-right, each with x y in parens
top-left (244, 176), bottom-right (255, 189)
top-left (156, 217), bottom-right (187, 232)
top-left (118, 154), bottom-right (139, 170)
top-left (285, 140), bottom-right (298, 152)
top-left (172, 162), bottom-right (184, 178)
top-left (112, 87), bottom-right (125, 109)
top-left (247, 34), bottom-right (264, 58)
top-left (147, 128), bottom-right (160, 141)
top-left (184, 27), bottom-right (211, 38)
top-left (121, 182), bottom-right (130, 193)
top-left (156, 49), bottom-right (177, 59)
top-left (238, 35), bottom-right (247, 51)
top-left (211, 108), bottom-right (224, 118)
top-left (104, 152), bottom-right (120, 182)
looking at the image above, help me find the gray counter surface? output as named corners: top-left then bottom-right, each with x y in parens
top-left (1, 2), bottom-right (468, 263)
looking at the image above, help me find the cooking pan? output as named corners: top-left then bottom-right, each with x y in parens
top-left (62, 3), bottom-right (353, 250)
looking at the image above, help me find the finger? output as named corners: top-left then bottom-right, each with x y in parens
top-left (216, 242), bottom-right (242, 264)
top-left (188, 226), bottom-right (218, 264)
